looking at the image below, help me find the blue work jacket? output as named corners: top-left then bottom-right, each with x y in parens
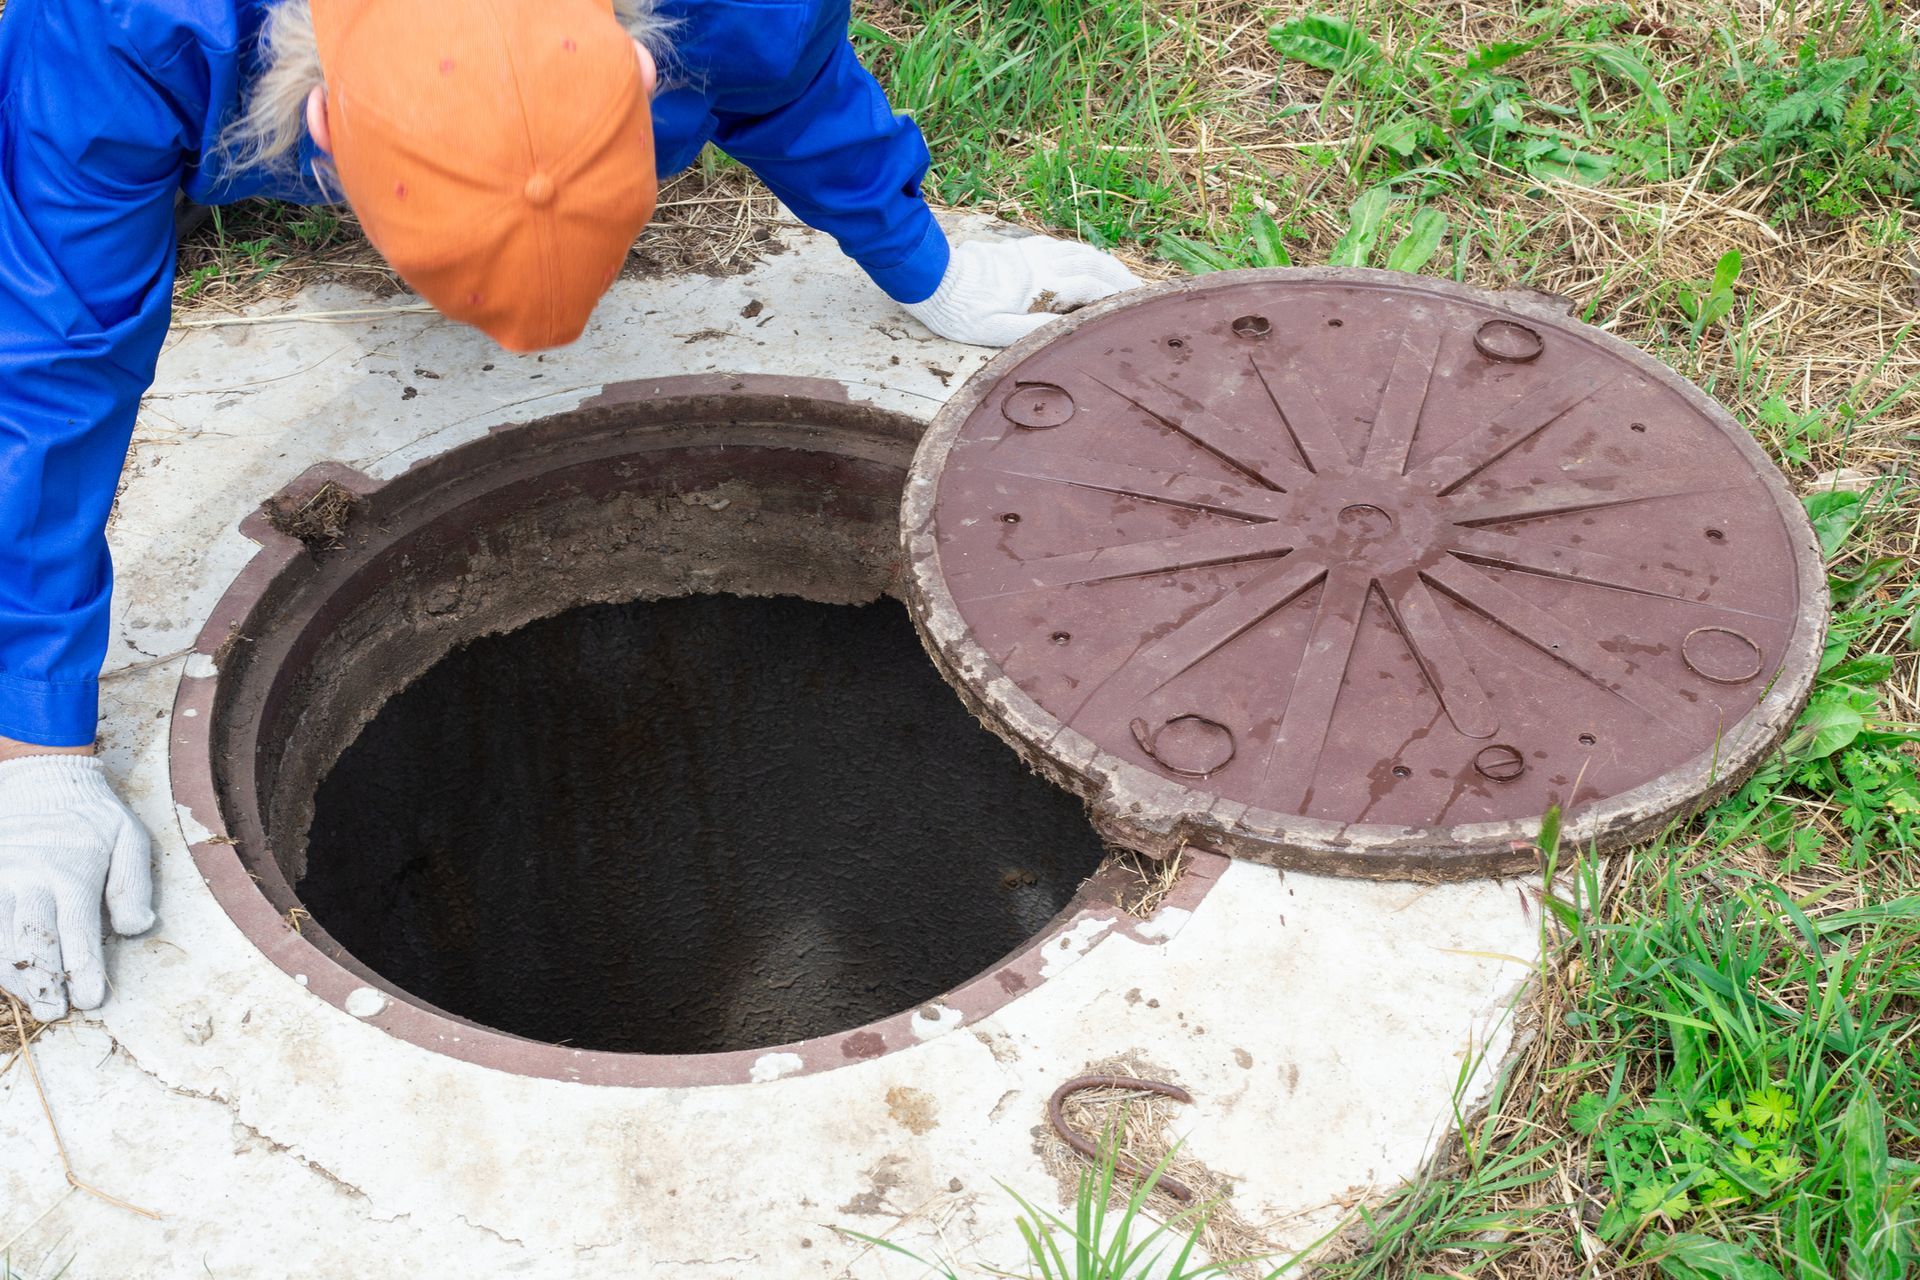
top-left (0, 0), bottom-right (947, 746)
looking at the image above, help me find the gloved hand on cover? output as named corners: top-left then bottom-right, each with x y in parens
top-left (904, 234), bottom-right (1143, 348)
top-left (0, 756), bottom-right (154, 1021)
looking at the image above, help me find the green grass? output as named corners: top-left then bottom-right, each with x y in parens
top-left (1257, 5), bottom-right (1918, 218)
top-left (1710, 486), bottom-right (1920, 872)
top-left (854, 0), bottom-right (1231, 248)
top-left (1314, 846), bottom-right (1920, 1279)
top-left (855, 0), bottom-right (1920, 434)
top-left (839, 1130), bottom-right (1260, 1278)
top-left (175, 201), bottom-right (354, 301)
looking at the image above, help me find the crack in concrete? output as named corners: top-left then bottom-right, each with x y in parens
top-left (455, 1214), bottom-right (527, 1247)
top-left (570, 1235), bottom-right (623, 1258)
top-left (93, 1030), bottom-right (526, 1250)
top-left (103, 1034), bottom-right (373, 1199)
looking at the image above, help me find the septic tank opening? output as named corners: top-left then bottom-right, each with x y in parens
top-left (184, 377), bottom-right (1131, 1078)
top-left (300, 593), bottom-right (1107, 1054)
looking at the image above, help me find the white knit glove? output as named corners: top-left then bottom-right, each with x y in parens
top-left (0, 756), bottom-right (154, 1021)
top-left (903, 235), bottom-right (1143, 347)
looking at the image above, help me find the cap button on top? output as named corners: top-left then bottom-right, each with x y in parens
top-left (524, 172), bottom-right (557, 206)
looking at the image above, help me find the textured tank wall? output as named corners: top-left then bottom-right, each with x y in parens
top-left (300, 594), bottom-right (1109, 1054)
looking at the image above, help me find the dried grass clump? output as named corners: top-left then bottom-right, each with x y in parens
top-left (172, 164), bottom-right (797, 318)
top-left (263, 478), bottom-right (360, 549)
top-left (626, 164), bottom-right (794, 281)
top-left (1102, 847), bottom-right (1190, 918)
top-left (1, 992), bottom-right (45, 1064)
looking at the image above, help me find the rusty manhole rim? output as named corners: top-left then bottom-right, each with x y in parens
top-left (169, 373), bottom-right (1222, 1087)
top-left (902, 269), bottom-right (1828, 878)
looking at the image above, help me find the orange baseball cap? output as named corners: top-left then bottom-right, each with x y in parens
top-left (311, 0), bottom-right (657, 351)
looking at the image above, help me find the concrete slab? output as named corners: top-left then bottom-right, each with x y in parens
top-left (1, 216), bottom-right (1543, 1278)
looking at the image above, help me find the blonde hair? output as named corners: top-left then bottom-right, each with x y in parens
top-left (216, 0), bottom-right (675, 175)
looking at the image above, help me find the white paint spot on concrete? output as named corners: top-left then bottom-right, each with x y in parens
top-left (182, 707), bottom-right (199, 717)
top-left (294, 973), bottom-right (309, 986)
top-left (184, 653), bottom-right (218, 679)
top-left (749, 1052), bottom-right (805, 1083)
top-left (911, 1002), bottom-right (963, 1040)
top-left (1134, 907), bottom-right (1193, 942)
top-left (1039, 916), bottom-right (1114, 978)
top-left (345, 987), bottom-right (387, 1018)
top-left (175, 801), bottom-right (216, 846)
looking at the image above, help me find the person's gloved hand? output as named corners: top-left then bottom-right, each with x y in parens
top-left (904, 235), bottom-right (1143, 347)
top-left (0, 756), bottom-right (154, 1021)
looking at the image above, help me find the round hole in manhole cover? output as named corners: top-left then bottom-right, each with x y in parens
top-left (1002, 381), bottom-right (1076, 429)
top-left (903, 269), bottom-right (1825, 876)
top-left (178, 379), bottom-right (1135, 1077)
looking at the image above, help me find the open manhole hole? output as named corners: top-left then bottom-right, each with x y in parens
top-left (174, 377), bottom-right (1141, 1081)
top-left (904, 268), bottom-right (1827, 876)
top-left (302, 593), bottom-right (1105, 1054)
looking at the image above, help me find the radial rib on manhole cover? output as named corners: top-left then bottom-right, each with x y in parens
top-left (903, 269), bottom-right (1826, 878)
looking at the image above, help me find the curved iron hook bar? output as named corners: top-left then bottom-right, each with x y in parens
top-left (1129, 715), bottom-right (1237, 780)
top-left (1046, 1074), bottom-right (1197, 1202)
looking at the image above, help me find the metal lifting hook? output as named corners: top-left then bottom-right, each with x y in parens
top-left (1046, 1074), bottom-right (1197, 1202)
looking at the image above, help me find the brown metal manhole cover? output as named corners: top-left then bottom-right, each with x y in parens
top-left (904, 269), bottom-right (1826, 877)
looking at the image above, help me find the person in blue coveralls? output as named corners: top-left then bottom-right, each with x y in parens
top-left (0, 0), bottom-right (1143, 1021)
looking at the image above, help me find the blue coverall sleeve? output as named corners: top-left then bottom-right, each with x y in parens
top-left (0, 4), bottom-right (193, 745)
top-left (707, 15), bottom-right (951, 305)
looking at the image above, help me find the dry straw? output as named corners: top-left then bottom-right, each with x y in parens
top-left (4, 994), bottom-right (162, 1221)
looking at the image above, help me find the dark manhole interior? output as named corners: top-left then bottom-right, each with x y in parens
top-left (301, 593), bottom-right (1109, 1055)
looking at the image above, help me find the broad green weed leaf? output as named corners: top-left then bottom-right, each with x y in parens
top-left (1821, 616), bottom-right (1864, 672)
top-left (1384, 208), bottom-right (1448, 274)
top-left (1824, 654), bottom-right (1896, 688)
top-left (1582, 43), bottom-right (1678, 122)
top-left (1465, 40), bottom-right (1538, 74)
top-left (1842, 1088), bottom-right (1899, 1280)
top-left (1632, 1183), bottom-right (1696, 1220)
top-left (1673, 283), bottom-right (1703, 323)
top-left (1159, 235), bottom-right (1237, 275)
top-left (1650, 1231), bottom-right (1787, 1280)
top-left (1330, 187), bottom-right (1390, 267)
top-left (1829, 556), bottom-right (1903, 604)
top-left (1373, 115), bottom-right (1429, 157)
top-left (1804, 490), bottom-right (1864, 557)
top-left (1711, 249), bottom-right (1743, 293)
top-left (1488, 99), bottom-right (1526, 134)
top-left (1786, 693), bottom-right (1867, 762)
top-left (1524, 144), bottom-right (1614, 185)
top-left (1267, 14), bottom-right (1380, 75)
top-left (1251, 212), bottom-right (1293, 267)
